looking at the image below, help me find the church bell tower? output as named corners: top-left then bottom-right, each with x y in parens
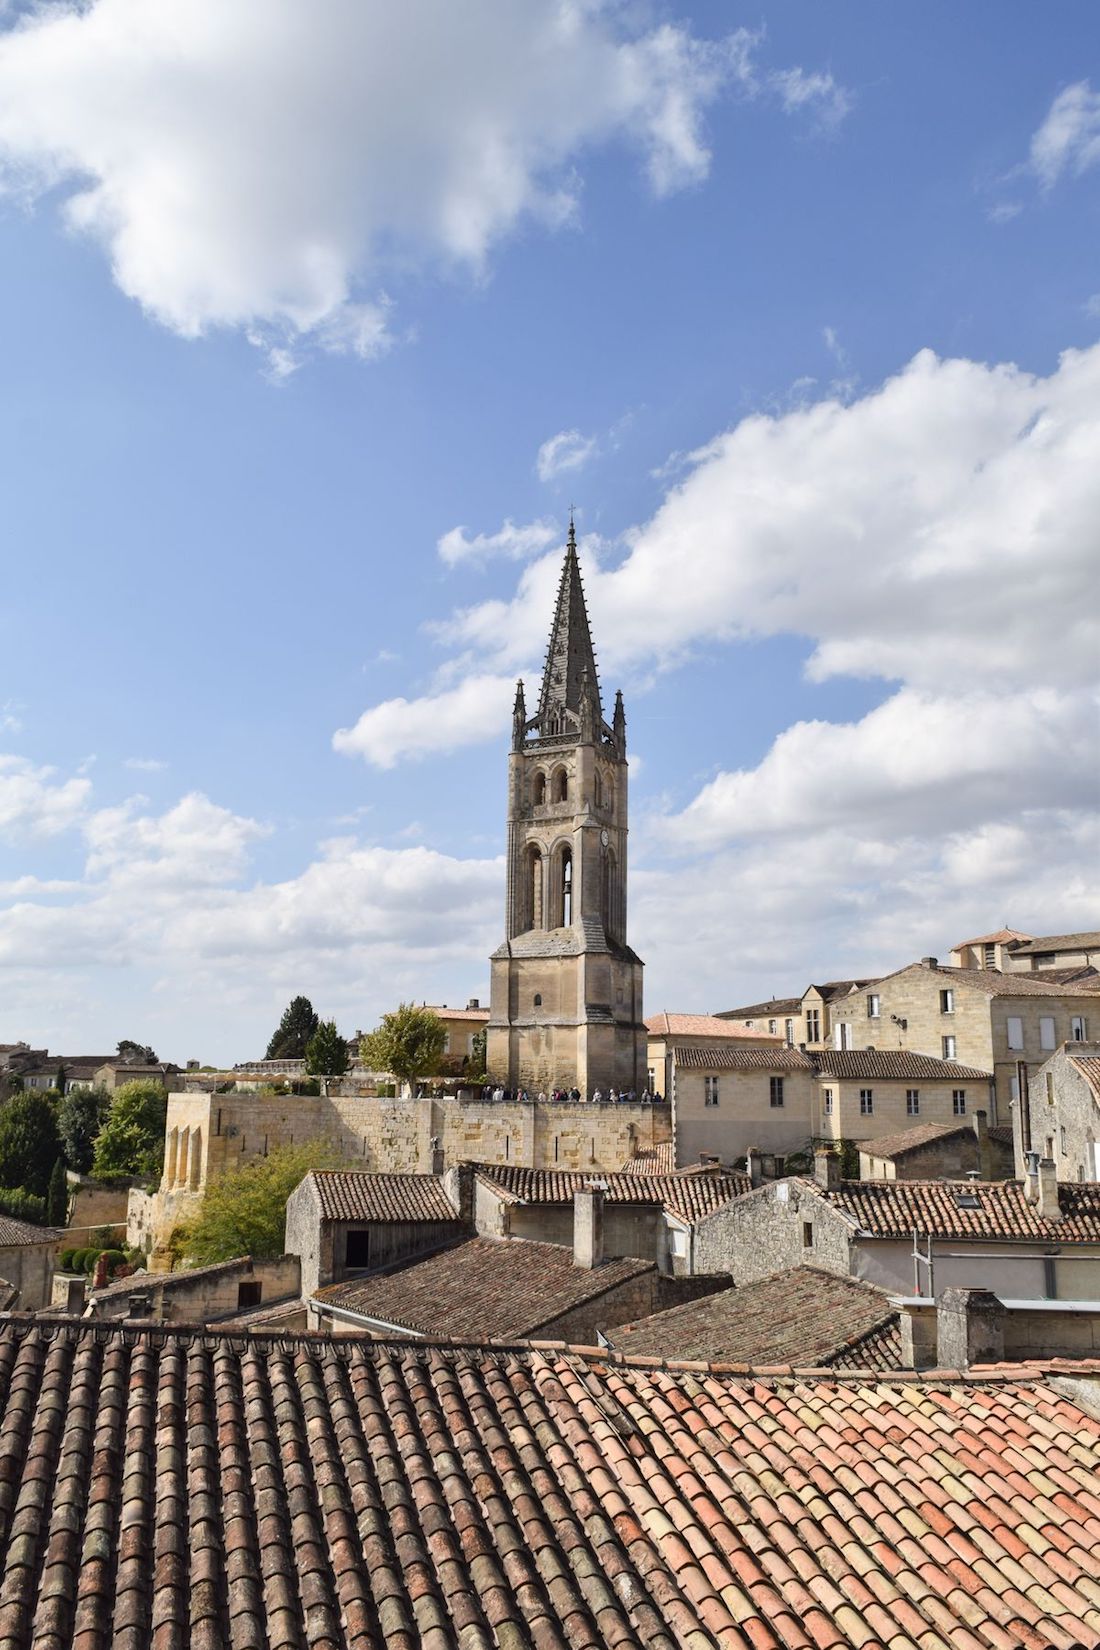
top-left (487, 519), bottom-right (645, 1094)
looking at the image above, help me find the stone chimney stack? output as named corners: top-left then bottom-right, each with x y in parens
top-left (936, 1287), bottom-right (1005, 1370)
top-left (573, 1185), bottom-right (605, 1269)
top-left (1023, 1148), bottom-right (1040, 1203)
top-left (1037, 1157), bottom-right (1062, 1222)
top-left (813, 1147), bottom-right (841, 1191)
top-left (920, 956), bottom-right (938, 970)
top-left (972, 1109), bottom-right (993, 1180)
top-left (442, 1161), bottom-right (475, 1225)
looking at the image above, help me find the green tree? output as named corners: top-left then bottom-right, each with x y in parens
top-left (92, 1080), bottom-right (168, 1181)
top-left (359, 1004), bottom-right (447, 1095)
top-left (304, 1020), bottom-right (349, 1079)
top-left (57, 1085), bottom-right (110, 1174)
top-left (265, 996), bottom-right (319, 1059)
top-left (47, 1158), bottom-right (69, 1227)
top-left (468, 1028), bottom-right (487, 1078)
top-left (117, 1039), bottom-right (158, 1064)
top-left (0, 1094), bottom-right (63, 1196)
top-left (175, 1141), bottom-right (339, 1266)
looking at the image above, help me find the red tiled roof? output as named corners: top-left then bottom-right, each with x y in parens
top-left (475, 1162), bottom-right (750, 1221)
top-left (714, 995), bottom-right (802, 1018)
top-left (422, 1004), bottom-right (490, 1021)
top-left (613, 1267), bottom-right (901, 1369)
top-left (1069, 1056), bottom-right (1100, 1102)
top-left (645, 1011), bottom-right (780, 1040)
top-left (953, 928), bottom-right (1032, 947)
top-left (1011, 929), bottom-right (1100, 955)
top-left (670, 1043), bottom-right (814, 1071)
top-left (0, 1215), bottom-right (61, 1247)
top-left (814, 1048), bottom-right (992, 1081)
top-left (3, 1317), bottom-right (1100, 1648)
top-left (619, 1141), bottom-right (676, 1174)
top-left (304, 1171), bottom-right (458, 1223)
top-left (859, 1120), bottom-right (977, 1160)
top-left (314, 1238), bottom-right (653, 1338)
top-left (807, 1175), bottom-right (1100, 1240)
top-left (878, 962), bottom-right (1100, 997)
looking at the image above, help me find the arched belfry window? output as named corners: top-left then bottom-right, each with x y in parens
top-left (557, 845), bottom-right (573, 928)
top-left (532, 770), bottom-right (546, 806)
top-left (552, 767), bottom-right (569, 803)
top-left (526, 844), bottom-right (544, 930)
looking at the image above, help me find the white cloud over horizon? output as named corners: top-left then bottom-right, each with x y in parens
top-left (1029, 79), bottom-right (1100, 189)
top-left (0, 3), bottom-right (843, 370)
top-left (437, 517), bottom-right (559, 568)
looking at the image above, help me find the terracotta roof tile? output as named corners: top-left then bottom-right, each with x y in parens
top-left (858, 1121), bottom-right (982, 1160)
top-left (613, 1268), bottom-right (902, 1370)
top-left (1010, 930), bottom-right (1100, 956)
top-left (313, 1238), bottom-right (654, 1338)
top-left (670, 1044), bottom-right (815, 1071)
top-left (619, 1142), bottom-right (676, 1174)
top-left (714, 996), bottom-right (804, 1018)
top-left (814, 1049), bottom-right (992, 1082)
top-left (645, 1012), bottom-right (780, 1040)
top-left (1069, 1056), bottom-right (1100, 1103)
top-left (475, 1161), bottom-right (750, 1221)
top-left (304, 1171), bottom-right (458, 1223)
top-left (0, 1216), bottom-right (62, 1247)
top-left (876, 963), bottom-right (1100, 998)
top-left (4, 1317), bottom-right (1100, 1647)
top-left (804, 1176), bottom-right (1100, 1240)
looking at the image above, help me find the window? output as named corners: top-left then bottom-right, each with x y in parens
top-left (939, 988), bottom-right (954, 1014)
top-left (558, 846), bottom-right (573, 927)
top-left (442, 1033), bottom-right (451, 1054)
top-left (1039, 1016), bottom-right (1056, 1051)
top-left (236, 1281), bottom-right (262, 1310)
top-left (823, 1087), bottom-right (834, 1115)
top-left (345, 1230), bottom-right (371, 1270)
top-left (952, 1089), bottom-right (966, 1116)
top-left (802, 1221), bottom-right (814, 1249)
top-left (669, 1227), bottom-right (687, 1258)
top-left (533, 994), bottom-right (542, 1008)
top-left (1006, 1016), bottom-right (1024, 1050)
top-left (1045, 1072), bottom-right (1054, 1104)
top-left (704, 1075), bottom-right (720, 1107)
top-left (1071, 1015), bottom-right (1088, 1041)
top-left (784, 1019), bottom-right (794, 1047)
top-left (806, 1009), bottom-right (821, 1041)
top-left (768, 1019), bottom-right (776, 1035)
top-left (859, 1089), bottom-right (874, 1115)
top-left (1060, 1126), bottom-right (1068, 1155)
top-left (906, 1089), bottom-right (920, 1116)
top-left (769, 1076), bottom-right (785, 1108)
top-left (942, 1035), bottom-right (956, 1059)
top-left (647, 1067), bottom-right (656, 1090)
top-left (983, 943), bottom-right (996, 967)
top-left (867, 994), bottom-right (881, 1019)
top-left (835, 1023), bottom-right (853, 1051)
top-left (532, 771), bottom-right (546, 806)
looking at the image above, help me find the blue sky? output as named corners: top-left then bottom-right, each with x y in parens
top-left (0, 1), bottom-right (1097, 1062)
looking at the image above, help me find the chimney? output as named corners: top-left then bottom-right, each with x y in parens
top-left (813, 1147), bottom-right (841, 1191)
top-left (972, 1109), bottom-right (992, 1179)
top-left (126, 1291), bottom-right (153, 1320)
top-left (1037, 1157), bottom-right (1062, 1222)
top-left (746, 1147), bottom-right (762, 1189)
top-left (936, 1287), bottom-right (1005, 1370)
top-left (442, 1162), bottom-right (474, 1225)
top-left (64, 1276), bottom-right (86, 1314)
top-left (466, 997), bottom-right (480, 1011)
top-left (573, 1185), bottom-right (605, 1269)
top-left (920, 956), bottom-right (938, 970)
top-left (93, 1253), bottom-right (109, 1291)
top-left (1023, 1148), bottom-right (1040, 1203)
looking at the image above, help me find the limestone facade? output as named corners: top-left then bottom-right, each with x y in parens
top-left (134, 1088), bottom-right (671, 1254)
top-left (1023, 1043), bottom-right (1100, 1182)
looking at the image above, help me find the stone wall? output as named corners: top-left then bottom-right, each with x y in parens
top-left (691, 1181), bottom-right (853, 1284)
top-left (141, 1090), bottom-right (670, 1254)
top-left (672, 1069), bottom-right (815, 1167)
top-left (0, 1240), bottom-right (56, 1310)
top-left (526, 1269), bottom-right (726, 1347)
top-left (1026, 1043), bottom-right (1100, 1182)
top-left (67, 1178), bottom-right (131, 1233)
top-left (89, 1255), bottom-right (301, 1322)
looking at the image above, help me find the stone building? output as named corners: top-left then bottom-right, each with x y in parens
top-left (826, 956), bottom-right (1100, 1118)
top-left (83, 1254), bottom-right (300, 1323)
top-left (284, 1170), bottom-right (465, 1298)
top-left (857, 1114), bottom-right (1013, 1181)
top-left (0, 1214), bottom-right (60, 1309)
top-left (693, 1151), bottom-right (1100, 1298)
top-left (644, 1011), bottom-right (781, 1099)
top-left (1024, 1041), bottom-right (1100, 1182)
top-left (950, 926), bottom-right (1100, 974)
top-left (487, 522), bottom-right (646, 1096)
top-left (668, 1043), bottom-right (994, 1169)
top-left (715, 979), bottom-right (873, 1049)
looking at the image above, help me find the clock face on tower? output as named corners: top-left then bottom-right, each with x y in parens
top-left (600, 828), bottom-right (609, 845)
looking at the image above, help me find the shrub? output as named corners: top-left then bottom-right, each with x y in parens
top-left (0, 1187), bottom-right (47, 1224)
top-left (58, 1248), bottom-right (77, 1272)
top-left (102, 1249), bottom-right (127, 1271)
top-left (81, 1249), bottom-right (102, 1275)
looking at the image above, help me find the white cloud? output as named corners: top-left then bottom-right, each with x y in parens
top-left (536, 429), bottom-right (598, 482)
top-left (987, 201), bottom-right (1023, 225)
top-left (0, 755), bottom-right (91, 840)
top-left (769, 66), bottom-right (850, 127)
top-left (124, 756), bottom-right (168, 773)
top-left (332, 672), bottom-right (516, 768)
top-left (437, 517), bottom-right (558, 568)
top-left (0, 4), bottom-right (837, 366)
top-left (1029, 79), bottom-right (1100, 189)
top-left (1085, 293), bottom-right (1100, 319)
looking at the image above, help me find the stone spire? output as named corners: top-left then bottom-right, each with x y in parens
top-left (612, 687), bottom-right (626, 758)
top-left (537, 516), bottom-right (602, 734)
top-left (511, 678), bottom-right (527, 751)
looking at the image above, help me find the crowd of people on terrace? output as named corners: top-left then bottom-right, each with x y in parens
top-left (476, 1083), bottom-right (664, 1103)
